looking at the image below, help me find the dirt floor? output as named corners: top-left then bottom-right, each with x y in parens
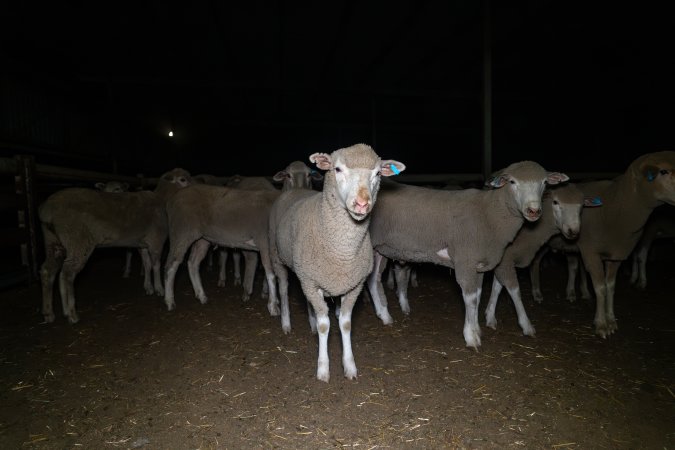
top-left (1, 249), bottom-right (674, 449)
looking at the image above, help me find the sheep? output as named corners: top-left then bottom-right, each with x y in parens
top-left (629, 211), bottom-right (675, 289)
top-left (39, 168), bottom-right (193, 323)
top-left (528, 152), bottom-right (675, 337)
top-left (529, 235), bottom-right (592, 303)
top-left (95, 180), bottom-right (147, 280)
top-left (483, 184), bottom-right (602, 335)
top-left (267, 144), bottom-right (405, 382)
top-left (367, 161), bottom-right (569, 348)
top-left (162, 161), bottom-right (319, 312)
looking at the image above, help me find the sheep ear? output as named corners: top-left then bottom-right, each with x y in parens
top-left (546, 172), bottom-right (569, 185)
top-left (95, 182), bottom-right (105, 190)
top-left (273, 171), bottom-right (288, 182)
top-left (310, 169), bottom-right (324, 181)
top-left (486, 175), bottom-right (508, 188)
top-left (642, 165), bottom-right (659, 182)
top-left (380, 160), bottom-right (406, 176)
top-left (584, 196), bottom-right (603, 207)
top-left (309, 153), bottom-right (332, 170)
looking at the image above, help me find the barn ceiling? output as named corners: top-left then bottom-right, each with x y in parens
top-left (2, 1), bottom-right (675, 177)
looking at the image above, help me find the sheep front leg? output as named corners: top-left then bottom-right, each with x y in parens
top-left (302, 284), bottom-right (330, 382)
top-left (232, 251), bottom-right (242, 286)
top-left (339, 287), bottom-right (361, 380)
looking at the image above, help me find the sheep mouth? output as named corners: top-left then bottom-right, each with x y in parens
top-left (348, 209), bottom-right (369, 221)
top-left (562, 230), bottom-right (579, 240)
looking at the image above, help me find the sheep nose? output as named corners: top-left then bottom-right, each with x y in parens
top-left (526, 207), bottom-right (541, 220)
top-left (564, 227), bottom-right (579, 239)
top-left (354, 198), bottom-right (369, 214)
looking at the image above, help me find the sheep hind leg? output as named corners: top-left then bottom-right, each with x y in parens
top-left (40, 234), bottom-right (65, 323)
top-left (58, 246), bottom-right (93, 324)
top-left (565, 254), bottom-right (580, 302)
top-left (456, 269), bottom-right (483, 349)
top-left (123, 250), bottom-right (132, 278)
top-left (366, 251), bottom-right (393, 325)
top-left (140, 249), bottom-right (154, 295)
top-left (187, 239), bottom-right (211, 304)
top-left (484, 276), bottom-right (502, 330)
top-left (578, 257), bottom-right (592, 300)
top-left (164, 237), bottom-right (195, 311)
top-left (232, 251), bottom-right (242, 286)
top-left (240, 250), bottom-right (258, 302)
top-left (604, 260), bottom-right (621, 335)
top-left (529, 246), bottom-right (549, 303)
top-left (217, 249), bottom-right (227, 287)
top-left (498, 267), bottom-right (535, 336)
top-left (394, 262), bottom-right (412, 315)
top-left (272, 262), bottom-right (292, 334)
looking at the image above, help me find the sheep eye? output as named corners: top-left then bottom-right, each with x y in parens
top-left (509, 180), bottom-right (515, 185)
top-left (376, 170), bottom-right (381, 176)
top-left (335, 167), bottom-right (342, 173)
top-left (553, 200), bottom-right (559, 205)
top-left (660, 169), bottom-right (670, 175)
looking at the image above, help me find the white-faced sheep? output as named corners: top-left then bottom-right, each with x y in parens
top-left (268, 144), bottom-right (405, 382)
top-left (162, 162), bottom-right (319, 312)
top-left (367, 161), bottom-right (568, 349)
top-left (528, 152), bottom-right (675, 337)
top-left (483, 184), bottom-right (602, 336)
top-left (39, 168), bottom-right (192, 323)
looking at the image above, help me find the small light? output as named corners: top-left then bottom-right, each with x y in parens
top-left (168, 131), bottom-right (174, 137)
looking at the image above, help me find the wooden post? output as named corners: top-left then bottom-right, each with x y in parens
top-left (14, 155), bottom-right (39, 281)
top-left (482, 0), bottom-right (493, 181)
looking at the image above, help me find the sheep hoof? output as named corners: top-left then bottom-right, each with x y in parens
top-left (268, 303), bottom-right (280, 316)
top-left (67, 313), bottom-right (80, 324)
top-left (533, 294), bottom-right (544, 304)
top-left (241, 292), bottom-right (250, 302)
top-left (43, 312), bottom-right (55, 323)
top-left (282, 324), bottom-right (291, 335)
top-left (155, 287), bottom-right (164, 297)
top-left (122, 272), bottom-right (130, 279)
top-left (485, 318), bottom-right (497, 330)
top-left (165, 300), bottom-right (176, 312)
top-left (317, 365), bottom-right (329, 383)
top-left (607, 319), bottom-right (618, 333)
top-left (566, 293), bottom-right (576, 303)
top-left (261, 290), bottom-right (268, 299)
top-left (198, 296), bottom-right (208, 305)
top-left (343, 366), bottom-right (357, 380)
top-left (522, 324), bottom-right (536, 337)
top-left (145, 287), bottom-right (154, 296)
top-left (378, 314), bottom-right (394, 326)
top-left (234, 277), bottom-right (242, 286)
top-left (217, 279), bottom-right (226, 288)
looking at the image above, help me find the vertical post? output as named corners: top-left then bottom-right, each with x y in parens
top-left (482, 0), bottom-right (493, 181)
top-left (371, 97), bottom-right (378, 148)
top-left (15, 155), bottom-right (39, 281)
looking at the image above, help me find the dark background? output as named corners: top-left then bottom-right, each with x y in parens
top-left (1, 1), bottom-right (674, 177)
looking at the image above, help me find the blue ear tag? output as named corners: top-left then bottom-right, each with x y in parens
top-left (647, 171), bottom-right (655, 182)
top-left (591, 197), bottom-right (602, 205)
top-left (389, 164), bottom-right (400, 175)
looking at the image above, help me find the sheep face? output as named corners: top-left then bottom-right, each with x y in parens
top-left (96, 181), bottom-right (129, 193)
top-left (549, 184), bottom-right (602, 240)
top-left (488, 161), bottom-right (569, 223)
top-left (273, 161), bottom-right (323, 191)
top-left (161, 168), bottom-right (193, 187)
top-left (637, 151), bottom-right (675, 206)
top-left (311, 144), bottom-right (406, 221)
